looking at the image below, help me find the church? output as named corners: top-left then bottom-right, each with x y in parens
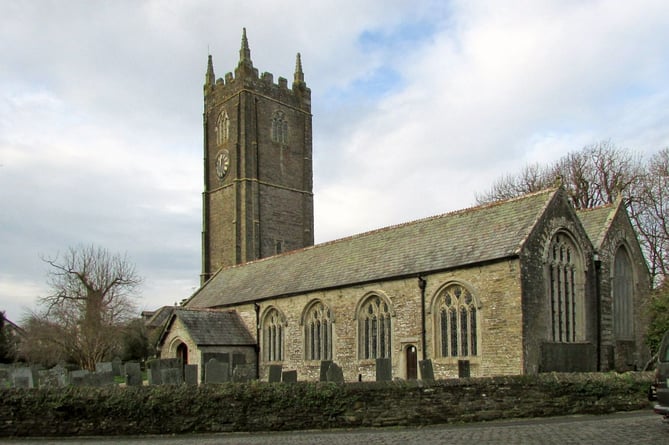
top-left (157, 30), bottom-right (651, 382)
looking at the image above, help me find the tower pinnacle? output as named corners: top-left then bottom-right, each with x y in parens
top-left (205, 54), bottom-right (215, 90)
top-left (293, 52), bottom-right (304, 85)
top-left (239, 27), bottom-right (252, 66)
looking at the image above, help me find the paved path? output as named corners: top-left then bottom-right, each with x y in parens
top-left (3, 409), bottom-right (668, 444)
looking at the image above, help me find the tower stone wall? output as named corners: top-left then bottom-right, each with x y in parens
top-left (201, 29), bottom-right (314, 283)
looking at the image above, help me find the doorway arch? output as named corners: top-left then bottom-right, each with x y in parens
top-left (406, 345), bottom-right (418, 380)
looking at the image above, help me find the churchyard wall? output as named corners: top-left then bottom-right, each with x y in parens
top-left (0, 372), bottom-right (653, 437)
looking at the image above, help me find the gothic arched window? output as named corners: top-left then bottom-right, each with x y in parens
top-left (271, 110), bottom-right (288, 144)
top-left (215, 110), bottom-right (229, 145)
top-left (546, 232), bottom-right (585, 342)
top-left (303, 301), bottom-right (333, 361)
top-left (262, 308), bottom-right (284, 362)
top-left (435, 283), bottom-right (479, 358)
top-left (613, 246), bottom-right (634, 339)
top-left (358, 295), bottom-right (392, 360)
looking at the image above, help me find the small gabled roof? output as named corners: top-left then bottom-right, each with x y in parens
top-left (144, 306), bottom-right (176, 330)
top-left (576, 200), bottom-right (620, 249)
top-left (159, 308), bottom-right (255, 347)
top-left (186, 188), bottom-right (561, 309)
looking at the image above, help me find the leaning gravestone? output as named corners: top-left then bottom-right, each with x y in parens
top-left (124, 362), bottom-right (143, 387)
top-left (319, 360), bottom-right (333, 382)
top-left (326, 362), bottom-right (345, 383)
top-left (268, 364), bottom-right (283, 383)
top-left (376, 357), bottom-right (392, 382)
top-left (282, 370), bottom-right (297, 383)
top-left (419, 359), bottom-right (434, 381)
top-left (205, 358), bottom-right (228, 384)
top-left (184, 364), bottom-right (198, 385)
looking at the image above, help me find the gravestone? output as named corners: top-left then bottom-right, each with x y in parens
top-left (268, 364), bottom-right (283, 383)
top-left (419, 359), bottom-right (434, 381)
top-left (232, 364), bottom-right (255, 382)
top-left (326, 362), bottom-right (345, 383)
top-left (38, 366), bottom-right (69, 388)
top-left (124, 362), bottom-right (143, 387)
top-left (205, 358), bottom-right (228, 384)
top-left (232, 353), bottom-right (246, 367)
top-left (161, 368), bottom-right (183, 385)
top-left (184, 364), bottom-right (198, 385)
top-left (147, 358), bottom-right (181, 385)
top-left (201, 352), bottom-right (230, 382)
top-left (458, 360), bottom-right (470, 378)
top-left (90, 371), bottom-right (115, 386)
top-left (282, 370), bottom-right (297, 383)
top-left (376, 358), bottom-right (392, 382)
top-left (12, 367), bottom-right (36, 388)
top-left (95, 362), bottom-right (113, 374)
top-left (111, 357), bottom-right (123, 377)
top-left (0, 367), bottom-right (9, 388)
top-left (319, 360), bottom-right (332, 382)
top-left (70, 370), bottom-right (90, 387)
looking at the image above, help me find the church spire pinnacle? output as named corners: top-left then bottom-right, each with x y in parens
top-left (293, 52), bottom-right (304, 84)
top-left (239, 27), bottom-right (252, 66)
top-left (204, 54), bottom-right (215, 90)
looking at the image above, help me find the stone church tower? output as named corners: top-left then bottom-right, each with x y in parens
top-left (201, 29), bottom-right (314, 284)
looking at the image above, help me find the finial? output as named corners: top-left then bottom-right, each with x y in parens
top-left (239, 27), bottom-right (252, 65)
top-left (205, 54), bottom-right (215, 88)
top-left (294, 52), bottom-right (304, 84)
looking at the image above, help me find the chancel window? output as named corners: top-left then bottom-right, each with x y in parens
top-left (547, 232), bottom-right (585, 342)
top-left (304, 301), bottom-right (333, 361)
top-left (271, 110), bottom-right (288, 144)
top-left (436, 284), bottom-right (478, 358)
top-left (613, 246), bottom-right (634, 339)
top-left (358, 295), bottom-right (392, 360)
top-left (263, 308), bottom-right (284, 362)
top-left (215, 110), bottom-right (230, 145)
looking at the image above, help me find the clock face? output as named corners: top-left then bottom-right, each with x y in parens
top-left (215, 149), bottom-right (230, 180)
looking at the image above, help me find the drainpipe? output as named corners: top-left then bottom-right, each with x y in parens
top-left (254, 302), bottom-right (261, 379)
top-left (594, 253), bottom-right (602, 371)
top-left (418, 276), bottom-right (427, 361)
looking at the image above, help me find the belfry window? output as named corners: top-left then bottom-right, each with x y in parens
top-left (215, 110), bottom-right (230, 145)
top-left (271, 110), bottom-right (288, 144)
top-left (613, 246), bottom-right (634, 339)
top-left (436, 284), bottom-right (479, 358)
top-left (263, 308), bottom-right (284, 362)
top-left (546, 232), bottom-right (585, 342)
top-left (304, 301), bottom-right (333, 361)
top-left (358, 295), bottom-right (392, 360)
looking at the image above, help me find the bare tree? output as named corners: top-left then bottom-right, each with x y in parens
top-left (476, 140), bottom-right (643, 209)
top-left (22, 245), bottom-right (141, 370)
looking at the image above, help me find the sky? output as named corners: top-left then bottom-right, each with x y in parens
top-left (1, 0), bottom-right (669, 323)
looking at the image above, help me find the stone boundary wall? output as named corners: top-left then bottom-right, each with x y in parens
top-left (0, 372), bottom-right (653, 437)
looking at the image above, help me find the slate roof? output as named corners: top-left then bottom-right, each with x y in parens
top-left (186, 188), bottom-right (560, 309)
top-left (576, 202), bottom-right (618, 249)
top-left (161, 308), bottom-right (256, 346)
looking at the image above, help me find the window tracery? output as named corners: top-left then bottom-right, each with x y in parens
top-left (358, 295), bottom-right (392, 360)
top-left (263, 308), bottom-right (284, 362)
top-left (436, 283), bottom-right (478, 358)
top-left (547, 232), bottom-right (584, 342)
top-left (271, 110), bottom-right (288, 144)
top-left (304, 301), bottom-right (333, 361)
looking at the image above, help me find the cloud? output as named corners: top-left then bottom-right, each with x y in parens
top-left (1, 0), bottom-right (669, 322)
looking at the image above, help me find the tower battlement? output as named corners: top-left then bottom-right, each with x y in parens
top-left (204, 29), bottom-right (310, 112)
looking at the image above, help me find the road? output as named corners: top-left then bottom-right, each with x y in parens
top-left (3, 409), bottom-right (668, 444)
